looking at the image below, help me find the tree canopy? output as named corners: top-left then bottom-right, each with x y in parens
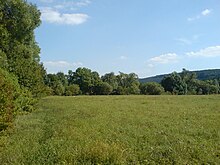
top-left (0, 0), bottom-right (46, 129)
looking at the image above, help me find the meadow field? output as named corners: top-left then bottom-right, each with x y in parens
top-left (0, 95), bottom-right (220, 164)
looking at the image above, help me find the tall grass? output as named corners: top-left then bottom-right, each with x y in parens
top-left (0, 95), bottom-right (220, 164)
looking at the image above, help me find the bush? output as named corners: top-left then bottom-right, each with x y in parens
top-left (94, 82), bottom-right (113, 95)
top-left (0, 68), bottom-right (36, 131)
top-left (16, 89), bottom-right (36, 113)
top-left (0, 69), bottom-right (20, 130)
top-left (140, 82), bottom-right (164, 95)
top-left (65, 84), bottom-right (81, 96)
top-left (53, 82), bottom-right (65, 96)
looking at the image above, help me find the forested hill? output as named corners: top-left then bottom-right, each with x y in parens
top-left (139, 69), bottom-right (220, 83)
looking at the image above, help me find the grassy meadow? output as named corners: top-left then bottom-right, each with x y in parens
top-left (0, 95), bottom-right (220, 164)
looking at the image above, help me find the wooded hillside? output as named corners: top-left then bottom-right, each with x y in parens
top-left (139, 69), bottom-right (220, 83)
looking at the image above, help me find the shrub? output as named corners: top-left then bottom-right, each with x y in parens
top-left (94, 82), bottom-right (113, 95)
top-left (140, 82), bottom-right (164, 95)
top-left (65, 84), bottom-right (81, 96)
top-left (0, 69), bottom-right (20, 130)
top-left (53, 82), bottom-right (65, 96)
top-left (0, 68), bottom-right (36, 131)
top-left (16, 89), bottom-right (36, 113)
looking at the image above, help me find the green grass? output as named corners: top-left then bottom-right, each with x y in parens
top-left (0, 95), bottom-right (220, 164)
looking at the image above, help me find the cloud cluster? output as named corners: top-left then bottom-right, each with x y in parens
top-left (40, 7), bottom-right (89, 25)
top-left (44, 61), bottom-right (83, 68)
top-left (186, 46), bottom-right (220, 58)
top-left (43, 60), bottom-right (83, 73)
top-left (149, 53), bottom-right (179, 64)
top-left (201, 9), bottom-right (211, 16)
top-left (188, 9), bottom-right (211, 21)
top-left (39, 0), bottom-right (91, 25)
top-left (147, 45), bottom-right (220, 68)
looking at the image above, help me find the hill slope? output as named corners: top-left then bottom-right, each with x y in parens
top-left (139, 69), bottom-right (220, 83)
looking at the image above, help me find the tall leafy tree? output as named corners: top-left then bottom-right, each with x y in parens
top-left (101, 72), bottom-right (118, 91)
top-left (45, 74), bottom-right (65, 96)
top-left (0, 0), bottom-right (46, 128)
top-left (0, 0), bottom-right (46, 97)
top-left (180, 69), bottom-right (197, 94)
top-left (70, 67), bottom-right (102, 94)
top-left (116, 72), bottom-right (140, 94)
top-left (56, 72), bottom-right (68, 87)
top-left (161, 72), bottom-right (187, 95)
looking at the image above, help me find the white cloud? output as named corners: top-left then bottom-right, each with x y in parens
top-left (148, 53), bottom-right (179, 64)
top-left (187, 15), bottom-right (200, 22)
top-left (146, 45), bottom-right (220, 71)
top-left (40, 7), bottom-right (89, 25)
top-left (186, 46), bottom-right (220, 58)
top-left (43, 61), bottom-right (83, 73)
top-left (44, 61), bottom-right (83, 67)
top-left (188, 8), bottom-right (212, 21)
top-left (202, 9), bottom-right (211, 16)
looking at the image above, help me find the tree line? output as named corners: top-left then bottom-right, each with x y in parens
top-left (161, 69), bottom-right (220, 95)
top-left (44, 68), bottom-right (220, 96)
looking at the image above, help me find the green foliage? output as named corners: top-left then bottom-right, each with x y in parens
top-left (192, 80), bottom-right (219, 95)
top-left (140, 82), bottom-right (164, 95)
top-left (94, 82), bottom-right (113, 95)
top-left (65, 84), bottom-right (81, 96)
top-left (45, 73), bottom-right (65, 96)
top-left (53, 82), bottom-right (65, 96)
top-left (0, 69), bottom-right (19, 129)
top-left (161, 72), bottom-right (187, 95)
top-left (46, 68), bottom-right (220, 96)
top-left (16, 89), bottom-right (36, 113)
top-left (0, 50), bottom-right (8, 69)
top-left (56, 72), bottom-right (68, 87)
top-left (101, 72), bottom-right (118, 91)
top-left (0, 68), bottom-right (36, 131)
top-left (0, 96), bottom-right (219, 164)
top-left (68, 68), bottom-right (102, 95)
top-left (140, 69), bottom-right (220, 83)
top-left (0, 0), bottom-right (46, 97)
top-left (116, 72), bottom-right (140, 95)
top-left (0, 0), bottom-right (47, 130)
top-left (9, 59), bottom-right (47, 97)
top-left (161, 69), bottom-right (220, 95)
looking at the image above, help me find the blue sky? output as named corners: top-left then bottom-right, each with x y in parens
top-left (28, 0), bottom-right (220, 78)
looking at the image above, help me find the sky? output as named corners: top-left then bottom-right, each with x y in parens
top-left (27, 0), bottom-right (220, 78)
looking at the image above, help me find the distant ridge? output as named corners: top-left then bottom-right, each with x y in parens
top-left (139, 69), bottom-right (220, 83)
